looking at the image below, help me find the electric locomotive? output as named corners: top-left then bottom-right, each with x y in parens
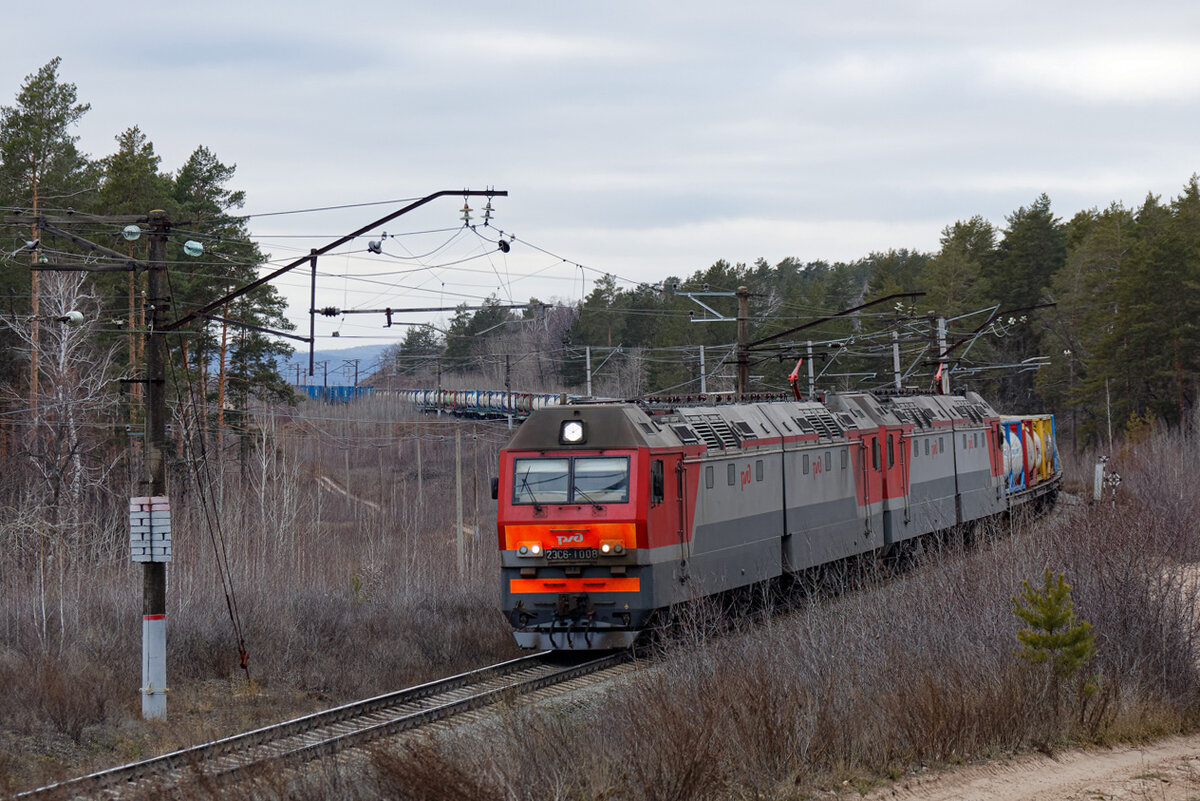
top-left (495, 391), bottom-right (1059, 649)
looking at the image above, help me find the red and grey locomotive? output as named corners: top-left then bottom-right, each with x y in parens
top-left (495, 390), bottom-right (1059, 649)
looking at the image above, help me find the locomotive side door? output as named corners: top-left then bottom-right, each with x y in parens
top-left (858, 431), bottom-right (883, 542)
top-left (644, 451), bottom-right (692, 600)
top-left (674, 457), bottom-right (692, 580)
top-left (880, 426), bottom-right (910, 544)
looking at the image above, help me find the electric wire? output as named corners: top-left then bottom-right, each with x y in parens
top-left (164, 268), bottom-right (252, 682)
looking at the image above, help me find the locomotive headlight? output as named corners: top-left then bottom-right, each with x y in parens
top-left (517, 543), bottom-right (543, 557)
top-left (529, 543), bottom-right (542, 556)
top-left (559, 420), bottom-right (586, 445)
top-left (599, 541), bottom-right (624, 555)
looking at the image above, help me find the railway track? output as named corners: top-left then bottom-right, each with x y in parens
top-left (20, 651), bottom-right (631, 799)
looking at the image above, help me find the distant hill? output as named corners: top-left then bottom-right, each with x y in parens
top-left (281, 343), bottom-right (393, 386)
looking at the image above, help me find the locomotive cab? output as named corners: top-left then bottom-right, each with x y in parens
top-left (497, 406), bottom-right (661, 649)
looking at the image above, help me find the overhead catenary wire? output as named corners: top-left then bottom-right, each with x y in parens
top-left (9, 201), bottom-right (1039, 408)
top-left (164, 267), bottom-right (252, 682)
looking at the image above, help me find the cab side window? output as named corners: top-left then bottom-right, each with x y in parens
top-left (650, 459), bottom-right (664, 505)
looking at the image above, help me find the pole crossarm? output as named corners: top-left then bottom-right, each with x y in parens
top-left (198, 314), bottom-right (312, 343)
top-left (35, 220), bottom-right (145, 268)
top-left (7, 211), bottom-right (151, 226)
top-left (318, 302), bottom-right (530, 319)
top-left (748, 292), bottom-right (925, 349)
top-left (937, 302), bottom-right (1057, 362)
top-left (32, 261), bottom-right (135, 272)
top-left (163, 188), bottom-right (507, 332)
top-left (678, 291), bottom-right (737, 321)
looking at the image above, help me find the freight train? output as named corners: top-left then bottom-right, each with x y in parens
top-left (494, 390), bottom-right (1059, 649)
top-left (391, 388), bottom-right (567, 419)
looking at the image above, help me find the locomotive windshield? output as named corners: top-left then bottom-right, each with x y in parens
top-left (512, 456), bottom-right (630, 505)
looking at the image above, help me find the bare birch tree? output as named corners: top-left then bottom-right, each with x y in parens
top-left (0, 271), bottom-right (125, 647)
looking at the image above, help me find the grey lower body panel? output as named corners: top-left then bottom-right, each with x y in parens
top-left (674, 534), bottom-right (781, 603)
top-left (784, 496), bottom-right (876, 570)
top-left (957, 469), bottom-right (1005, 520)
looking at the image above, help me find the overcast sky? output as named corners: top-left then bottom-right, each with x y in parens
top-left (3, 1), bottom-right (1198, 350)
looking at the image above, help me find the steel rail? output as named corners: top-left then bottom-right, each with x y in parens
top-left (20, 651), bottom-right (629, 799)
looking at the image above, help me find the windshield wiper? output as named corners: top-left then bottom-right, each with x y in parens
top-left (520, 470), bottom-right (543, 512)
top-left (573, 485), bottom-right (603, 511)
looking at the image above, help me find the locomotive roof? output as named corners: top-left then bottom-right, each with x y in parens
top-left (504, 390), bottom-right (999, 454)
top-left (505, 403), bottom-right (653, 451)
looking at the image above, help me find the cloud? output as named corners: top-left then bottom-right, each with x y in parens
top-left (551, 216), bottom-right (945, 280)
top-left (985, 42), bottom-right (1200, 103)
top-left (414, 29), bottom-right (667, 67)
top-left (790, 51), bottom-right (934, 96)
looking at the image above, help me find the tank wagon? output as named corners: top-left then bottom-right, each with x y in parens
top-left (494, 390), bottom-right (1059, 649)
top-left (390, 388), bottom-right (568, 419)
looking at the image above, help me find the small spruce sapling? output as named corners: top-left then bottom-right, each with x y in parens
top-left (1012, 568), bottom-right (1098, 721)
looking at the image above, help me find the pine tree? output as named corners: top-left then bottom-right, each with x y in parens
top-left (921, 216), bottom-right (994, 319)
top-left (443, 297), bottom-right (516, 373)
top-left (168, 145), bottom-right (294, 438)
top-left (1013, 568), bottom-right (1097, 716)
top-left (978, 195), bottom-right (1067, 409)
top-left (1037, 203), bottom-right (1133, 447)
top-left (95, 126), bottom-right (176, 385)
top-left (0, 57), bottom-right (93, 412)
top-left (1087, 184), bottom-right (1200, 428)
top-left (0, 57), bottom-right (92, 210)
top-left (384, 326), bottom-right (443, 384)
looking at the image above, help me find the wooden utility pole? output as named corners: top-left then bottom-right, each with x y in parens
top-left (937, 316), bottom-right (950, 394)
top-left (735, 286), bottom-right (750, 399)
top-left (892, 330), bottom-right (902, 391)
top-left (14, 208), bottom-right (175, 719)
top-left (29, 186), bottom-right (40, 418)
top-left (142, 211), bottom-right (169, 720)
top-left (217, 303), bottom-right (230, 444)
top-left (128, 245), bottom-right (137, 387)
top-left (455, 428), bottom-right (464, 578)
top-left (585, 346), bottom-right (592, 397)
top-left (416, 434), bottom-right (423, 514)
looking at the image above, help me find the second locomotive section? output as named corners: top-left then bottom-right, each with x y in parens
top-left (496, 392), bottom-right (1057, 649)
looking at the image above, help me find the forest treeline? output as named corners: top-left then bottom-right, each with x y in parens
top-left (3, 56), bottom-right (1199, 465)
top-left (0, 58), bottom-right (293, 449)
top-left (398, 184), bottom-right (1200, 451)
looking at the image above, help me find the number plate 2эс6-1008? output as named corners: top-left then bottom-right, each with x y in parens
top-left (545, 547), bottom-right (599, 561)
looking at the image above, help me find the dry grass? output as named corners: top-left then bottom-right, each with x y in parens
top-left (4, 398), bottom-right (1200, 799)
top-left (361, 427), bottom-right (1200, 801)
top-left (0, 396), bottom-right (522, 793)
